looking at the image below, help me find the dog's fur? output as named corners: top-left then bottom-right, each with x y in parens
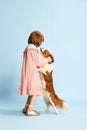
top-left (38, 48), bottom-right (68, 114)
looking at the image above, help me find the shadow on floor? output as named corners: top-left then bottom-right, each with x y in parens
top-left (0, 108), bottom-right (24, 116)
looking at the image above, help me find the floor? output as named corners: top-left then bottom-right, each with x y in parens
top-left (0, 96), bottom-right (87, 130)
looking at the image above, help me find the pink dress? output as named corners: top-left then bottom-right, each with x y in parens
top-left (18, 45), bottom-right (48, 96)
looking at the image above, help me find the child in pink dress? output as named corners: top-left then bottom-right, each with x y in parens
top-left (18, 31), bottom-right (51, 116)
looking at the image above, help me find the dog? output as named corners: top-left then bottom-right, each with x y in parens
top-left (38, 48), bottom-right (68, 115)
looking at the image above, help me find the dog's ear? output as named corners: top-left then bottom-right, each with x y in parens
top-left (51, 55), bottom-right (54, 62)
top-left (48, 55), bottom-right (54, 64)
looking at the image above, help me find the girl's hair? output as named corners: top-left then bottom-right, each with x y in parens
top-left (28, 31), bottom-right (44, 47)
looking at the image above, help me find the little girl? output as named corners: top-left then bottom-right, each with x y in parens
top-left (18, 31), bottom-right (51, 116)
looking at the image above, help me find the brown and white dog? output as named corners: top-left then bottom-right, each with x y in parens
top-left (38, 48), bottom-right (68, 115)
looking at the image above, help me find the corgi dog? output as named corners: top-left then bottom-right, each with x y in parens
top-left (38, 48), bottom-right (68, 115)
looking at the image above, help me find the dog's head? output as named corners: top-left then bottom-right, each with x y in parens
top-left (40, 48), bottom-right (54, 63)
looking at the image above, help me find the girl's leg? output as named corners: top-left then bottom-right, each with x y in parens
top-left (26, 95), bottom-right (40, 116)
top-left (26, 96), bottom-right (32, 105)
top-left (23, 95), bottom-right (37, 112)
top-left (27, 95), bottom-right (37, 110)
top-left (28, 95), bottom-right (37, 106)
top-left (23, 96), bottom-right (31, 113)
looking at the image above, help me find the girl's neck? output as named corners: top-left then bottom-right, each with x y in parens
top-left (28, 44), bottom-right (37, 49)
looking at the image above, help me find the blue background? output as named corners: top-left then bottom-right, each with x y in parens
top-left (0, 0), bottom-right (87, 130)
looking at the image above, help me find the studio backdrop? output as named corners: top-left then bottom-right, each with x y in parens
top-left (0, 0), bottom-right (87, 105)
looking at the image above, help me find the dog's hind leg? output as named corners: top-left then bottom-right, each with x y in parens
top-left (49, 97), bottom-right (60, 115)
top-left (45, 103), bottom-right (50, 112)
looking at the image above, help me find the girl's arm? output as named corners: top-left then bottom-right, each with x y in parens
top-left (31, 49), bottom-right (48, 67)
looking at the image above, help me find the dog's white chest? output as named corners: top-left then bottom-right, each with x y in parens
top-left (44, 64), bottom-right (53, 72)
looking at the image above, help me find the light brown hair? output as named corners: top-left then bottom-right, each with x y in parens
top-left (28, 31), bottom-right (44, 47)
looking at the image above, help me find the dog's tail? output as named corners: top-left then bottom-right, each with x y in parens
top-left (53, 94), bottom-right (68, 109)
